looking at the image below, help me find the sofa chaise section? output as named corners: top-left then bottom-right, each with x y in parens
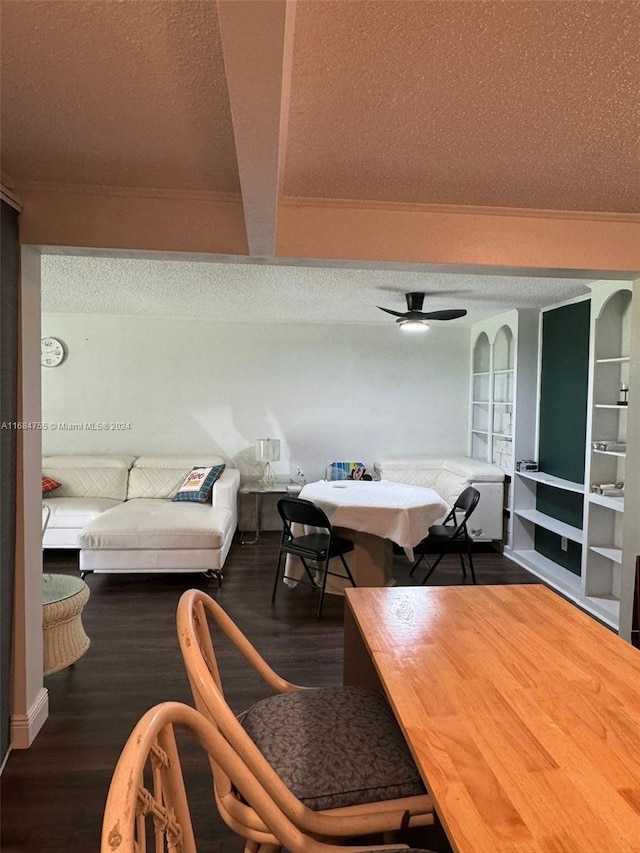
top-left (79, 455), bottom-right (240, 575)
top-left (42, 455), bottom-right (135, 548)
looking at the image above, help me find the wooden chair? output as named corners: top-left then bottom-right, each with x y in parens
top-left (101, 700), bottom-right (437, 853)
top-left (176, 590), bottom-right (434, 847)
top-left (409, 486), bottom-right (480, 584)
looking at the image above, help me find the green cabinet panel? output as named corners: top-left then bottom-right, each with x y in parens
top-left (536, 484), bottom-right (583, 529)
top-left (538, 301), bottom-right (590, 484)
top-left (536, 300), bottom-right (590, 574)
top-left (534, 528), bottom-right (582, 575)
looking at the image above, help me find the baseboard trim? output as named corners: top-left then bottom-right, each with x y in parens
top-left (10, 687), bottom-right (49, 749)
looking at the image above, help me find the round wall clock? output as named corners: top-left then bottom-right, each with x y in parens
top-left (41, 337), bottom-right (66, 368)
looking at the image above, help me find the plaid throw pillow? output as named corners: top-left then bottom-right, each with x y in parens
top-left (42, 476), bottom-right (61, 496)
top-left (171, 465), bottom-right (225, 503)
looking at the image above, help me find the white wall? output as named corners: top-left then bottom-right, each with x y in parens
top-left (41, 313), bottom-right (470, 481)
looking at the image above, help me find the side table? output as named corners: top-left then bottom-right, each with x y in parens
top-left (42, 573), bottom-right (91, 675)
top-left (239, 481), bottom-right (302, 544)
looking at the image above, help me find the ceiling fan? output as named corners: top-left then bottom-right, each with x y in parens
top-left (378, 291), bottom-right (467, 331)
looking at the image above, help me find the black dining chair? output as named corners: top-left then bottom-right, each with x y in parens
top-left (410, 486), bottom-right (481, 585)
top-left (272, 497), bottom-right (356, 617)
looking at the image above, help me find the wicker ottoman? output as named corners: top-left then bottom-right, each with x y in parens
top-left (42, 574), bottom-right (90, 676)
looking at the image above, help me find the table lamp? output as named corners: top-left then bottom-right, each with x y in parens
top-left (255, 438), bottom-right (280, 486)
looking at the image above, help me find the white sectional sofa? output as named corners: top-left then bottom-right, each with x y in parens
top-left (374, 456), bottom-right (505, 541)
top-left (42, 454), bottom-right (240, 576)
top-left (42, 455), bottom-right (135, 548)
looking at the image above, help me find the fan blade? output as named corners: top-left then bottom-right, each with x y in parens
top-left (420, 309), bottom-right (468, 321)
top-left (378, 306), bottom-right (408, 318)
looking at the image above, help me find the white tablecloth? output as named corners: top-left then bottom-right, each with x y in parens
top-left (296, 479), bottom-right (449, 552)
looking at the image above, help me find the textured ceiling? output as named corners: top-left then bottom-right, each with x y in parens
top-left (0, 0), bottom-right (240, 191)
top-left (2, 0), bottom-right (638, 210)
top-left (285, 0), bottom-right (640, 211)
top-left (2, 0), bottom-right (637, 316)
top-left (41, 253), bottom-right (591, 326)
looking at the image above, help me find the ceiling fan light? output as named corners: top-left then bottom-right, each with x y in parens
top-left (399, 319), bottom-right (429, 333)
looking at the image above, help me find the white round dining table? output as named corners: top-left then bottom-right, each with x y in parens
top-left (285, 479), bottom-right (449, 592)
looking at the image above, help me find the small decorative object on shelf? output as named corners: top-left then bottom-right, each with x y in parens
top-left (592, 440), bottom-right (627, 452)
top-left (617, 383), bottom-right (629, 406)
top-left (590, 481), bottom-right (625, 497)
top-left (516, 459), bottom-right (538, 472)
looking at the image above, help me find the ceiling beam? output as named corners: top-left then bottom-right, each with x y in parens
top-left (277, 199), bottom-right (640, 272)
top-left (217, 0), bottom-right (295, 257)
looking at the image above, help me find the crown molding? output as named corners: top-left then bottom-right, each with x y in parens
top-left (1, 182), bottom-right (22, 212)
top-left (280, 195), bottom-right (640, 224)
top-left (17, 180), bottom-right (243, 205)
top-left (14, 183), bottom-right (639, 223)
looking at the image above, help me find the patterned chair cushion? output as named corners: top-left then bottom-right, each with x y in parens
top-left (240, 685), bottom-right (426, 811)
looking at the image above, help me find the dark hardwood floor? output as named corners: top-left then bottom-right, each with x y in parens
top-left (1, 534), bottom-right (536, 853)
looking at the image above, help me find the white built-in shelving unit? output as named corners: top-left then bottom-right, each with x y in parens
top-left (582, 283), bottom-right (632, 627)
top-left (469, 311), bottom-right (539, 549)
top-left (471, 333), bottom-right (492, 463)
top-left (470, 323), bottom-right (515, 472)
top-left (505, 282), bottom-right (633, 630)
top-left (510, 466), bottom-right (586, 602)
